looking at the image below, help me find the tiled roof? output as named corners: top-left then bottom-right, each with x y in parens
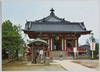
top-left (24, 21), bottom-right (90, 33)
top-left (23, 8), bottom-right (91, 33)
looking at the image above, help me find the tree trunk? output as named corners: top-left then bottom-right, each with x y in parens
top-left (12, 49), bottom-right (14, 61)
top-left (8, 50), bottom-right (10, 62)
top-left (16, 50), bottom-right (18, 61)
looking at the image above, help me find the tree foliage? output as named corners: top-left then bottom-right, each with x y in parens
top-left (2, 20), bottom-right (24, 60)
top-left (89, 43), bottom-right (99, 59)
top-left (89, 33), bottom-right (95, 42)
top-left (93, 43), bottom-right (99, 57)
top-left (2, 20), bottom-right (23, 50)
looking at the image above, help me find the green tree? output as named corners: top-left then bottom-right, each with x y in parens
top-left (2, 20), bottom-right (23, 60)
top-left (90, 43), bottom-right (99, 59)
top-left (93, 43), bottom-right (99, 58)
top-left (89, 33), bottom-right (95, 42)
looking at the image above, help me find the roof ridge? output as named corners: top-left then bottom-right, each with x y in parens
top-left (35, 8), bottom-right (70, 22)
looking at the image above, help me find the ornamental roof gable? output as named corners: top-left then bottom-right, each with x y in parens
top-left (35, 8), bottom-right (70, 22)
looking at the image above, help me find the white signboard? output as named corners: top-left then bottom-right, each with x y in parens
top-left (90, 42), bottom-right (95, 50)
top-left (73, 47), bottom-right (77, 52)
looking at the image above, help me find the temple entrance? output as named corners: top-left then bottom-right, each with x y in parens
top-left (54, 39), bottom-right (61, 50)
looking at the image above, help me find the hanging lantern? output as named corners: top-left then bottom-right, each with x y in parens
top-left (55, 35), bottom-right (59, 40)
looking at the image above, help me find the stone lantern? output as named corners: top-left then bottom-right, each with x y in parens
top-left (23, 43), bottom-right (28, 61)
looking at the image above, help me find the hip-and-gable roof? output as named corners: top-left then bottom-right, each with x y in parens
top-left (23, 8), bottom-right (91, 34)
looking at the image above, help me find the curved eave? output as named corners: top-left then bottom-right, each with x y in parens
top-left (23, 29), bottom-right (92, 34)
top-left (28, 41), bottom-right (49, 47)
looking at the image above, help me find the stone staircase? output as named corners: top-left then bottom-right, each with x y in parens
top-left (50, 51), bottom-right (73, 60)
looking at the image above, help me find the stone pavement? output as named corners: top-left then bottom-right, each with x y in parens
top-left (50, 60), bottom-right (96, 71)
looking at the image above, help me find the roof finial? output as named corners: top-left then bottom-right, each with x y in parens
top-left (50, 8), bottom-right (55, 15)
top-left (50, 8), bottom-right (55, 12)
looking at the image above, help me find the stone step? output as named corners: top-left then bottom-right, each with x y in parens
top-left (52, 57), bottom-right (73, 60)
top-left (50, 51), bottom-right (68, 57)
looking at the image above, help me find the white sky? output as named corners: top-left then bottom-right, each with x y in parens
top-left (2, 0), bottom-right (100, 45)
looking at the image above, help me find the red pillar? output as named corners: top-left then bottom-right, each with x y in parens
top-left (63, 37), bottom-right (65, 51)
top-left (66, 39), bottom-right (67, 51)
top-left (49, 37), bottom-right (51, 51)
top-left (77, 37), bottom-right (78, 51)
top-left (52, 37), bottom-right (54, 51)
top-left (45, 52), bottom-right (46, 56)
top-left (72, 38), bottom-right (74, 51)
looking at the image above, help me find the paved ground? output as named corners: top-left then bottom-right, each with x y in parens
top-left (71, 60), bottom-right (99, 71)
top-left (2, 59), bottom-right (99, 71)
top-left (50, 60), bottom-right (99, 71)
top-left (2, 60), bottom-right (67, 71)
